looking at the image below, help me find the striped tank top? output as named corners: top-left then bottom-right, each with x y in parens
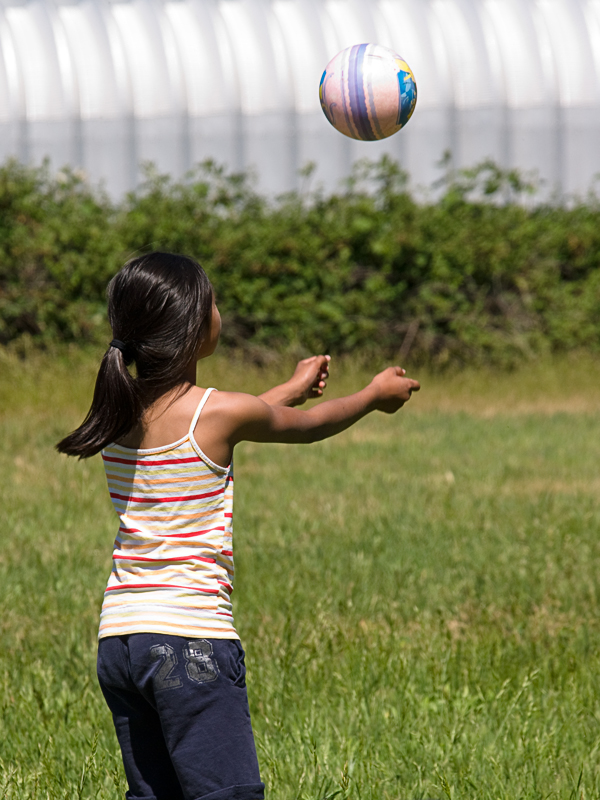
top-left (98, 388), bottom-right (238, 640)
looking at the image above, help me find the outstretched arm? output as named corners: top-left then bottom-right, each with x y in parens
top-left (226, 366), bottom-right (420, 447)
top-left (258, 355), bottom-right (331, 407)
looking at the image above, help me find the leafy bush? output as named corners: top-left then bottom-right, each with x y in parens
top-left (1, 157), bottom-right (599, 367)
top-left (0, 161), bottom-right (121, 344)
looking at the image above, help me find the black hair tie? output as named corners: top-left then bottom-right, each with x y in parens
top-left (109, 339), bottom-right (133, 364)
top-left (110, 339), bottom-right (128, 353)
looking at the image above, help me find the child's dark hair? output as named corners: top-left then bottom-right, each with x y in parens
top-left (57, 251), bottom-right (213, 458)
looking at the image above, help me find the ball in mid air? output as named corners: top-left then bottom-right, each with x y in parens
top-left (319, 43), bottom-right (417, 141)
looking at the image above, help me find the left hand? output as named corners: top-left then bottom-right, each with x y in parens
top-left (288, 355), bottom-right (331, 406)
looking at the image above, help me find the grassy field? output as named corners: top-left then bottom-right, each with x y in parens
top-left (1, 348), bottom-right (600, 800)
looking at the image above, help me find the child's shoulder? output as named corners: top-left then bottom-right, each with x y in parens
top-left (162, 386), bottom-right (263, 436)
top-left (115, 386), bottom-right (212, 450)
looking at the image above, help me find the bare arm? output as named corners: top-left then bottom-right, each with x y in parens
top-left (258, 355), bottom-right (331, 407)
top-left (241, 386), bottom-right (379, 444)
top-left (196, 366), bottom-right (419, 466)
top-left (223, 366), bottom-right (420, 447)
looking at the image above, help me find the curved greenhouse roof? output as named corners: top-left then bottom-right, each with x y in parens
top-left (0, 0), bottom-right (598, 197)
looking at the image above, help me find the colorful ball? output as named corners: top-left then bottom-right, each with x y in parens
top-left (319, 43), bottom-right (417, 141)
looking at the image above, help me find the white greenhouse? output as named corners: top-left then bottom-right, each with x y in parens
top-left (0, 0), bottom-right (598, 197)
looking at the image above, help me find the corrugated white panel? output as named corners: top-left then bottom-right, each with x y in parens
top-left (110, 0), bottom-right (173, 118)
top-left (585, 0), bottom-right (600, 77)
top-left (426, 0), bottom-right (454, 107)
top-left (483, 0), bottom-right (547, 107)
top-left (0, 0), bottom-right (596, 197)
top-left (378, 0), bottom-right (447, 108)
top-left (58, 2), bottom-right (120, 118)
top-left (272, 0), bottom-right (325, 113)
top-left (324, 0), bottom-right (367, 52)
top-left (164, 1), bottom-right (227, 116)
top-left (530, 0), bottom-right (560, 105)
top-left (198, 0), bottom-right (239, 113)
top-left (585, 0), bottom-right (600, 88)
top-left (5, 2), bottom-right (65, 120)
top-left (265, 1), bottom-right (293, 104)
top-left (100, 1), bottom-right (133, 115)
top-left (537, 0), bottom-right (599, 105)
top-left (430, 0), bottom-right (495, 108)
top-left (0, 12), bottom-right (21, 122)
top-left (50, 6), bottom-right (78, 116)
top-left (160, 3), bottom-right (187, 111)
top-left (219, 0), bottom-right (281, 115)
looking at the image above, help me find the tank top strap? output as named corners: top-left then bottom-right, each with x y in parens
top-left (188, 387), bottom-right (216, 436)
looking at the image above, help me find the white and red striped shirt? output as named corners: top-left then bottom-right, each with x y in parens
top-left (99, 388), bottom-right (238, 640)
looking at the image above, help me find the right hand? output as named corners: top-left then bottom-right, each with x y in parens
top-left (369, 366), bottom-right (420, 413)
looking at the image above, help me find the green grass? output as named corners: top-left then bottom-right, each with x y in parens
top-left (1, 349), bottom-right (600, 799)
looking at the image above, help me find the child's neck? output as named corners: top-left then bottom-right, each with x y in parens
top-left (183, 359), bottom-right (197, 386)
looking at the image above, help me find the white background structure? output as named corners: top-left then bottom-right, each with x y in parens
top-left (0, 0), bottom-right (598, 197)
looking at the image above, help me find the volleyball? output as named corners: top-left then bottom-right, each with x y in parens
top-left (319, 43), bottom-right (417, 141)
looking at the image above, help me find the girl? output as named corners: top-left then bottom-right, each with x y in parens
top-left (57, 251), bottom-right (419, 800)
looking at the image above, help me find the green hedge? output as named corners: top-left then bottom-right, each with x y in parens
top-left (1, 156), bottom-right (599, 366)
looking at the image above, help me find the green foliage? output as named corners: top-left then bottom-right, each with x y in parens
top-left (0, 160), bottom-right (121, 344)
top-left (2, 156), bottom-right (600, 366)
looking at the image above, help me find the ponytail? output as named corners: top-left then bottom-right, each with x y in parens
top-left (56, 251), bottom-right (214, 459)
top-left (56, 344), bottom-right (142, 458)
